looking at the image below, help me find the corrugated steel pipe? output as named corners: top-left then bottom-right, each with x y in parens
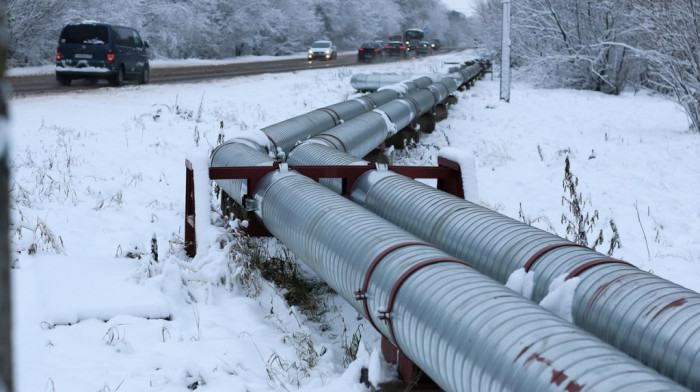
top-left (210, 79), bottom-right (433, 203)
top-left (278, 64), bottom-right (700, 388)
top-left (251, 166), bottom-right (687, 392)
top-left (286, 75), bottom-right (466, 190)
top-left (350, 63), bottom-right (482, 92)
top-left (349, 169), bottom-right (700, 390)
top-left (209, 134), bottom-right (275, 204)
top-left (350, 73), bottom-right (441, 92)
top-left (264, 81), bottom-right (430, 154)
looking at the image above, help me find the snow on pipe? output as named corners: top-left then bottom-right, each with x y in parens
top-left (349, 169), bottom-right (700, 390)
top-left (250, 166), bottom-right (687, 392)
top-left (210, 78), bottom-right (433, 204)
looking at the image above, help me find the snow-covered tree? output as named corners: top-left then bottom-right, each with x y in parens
top-left (4, 0), bottom-right (470, 66)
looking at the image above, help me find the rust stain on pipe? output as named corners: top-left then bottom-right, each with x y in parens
top-left (651, 298), bottom-right (687, 321)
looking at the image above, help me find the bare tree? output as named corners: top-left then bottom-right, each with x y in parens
top-left (475, 0), bottom-right (646, 94)
top-left (635, 0), bottom-right (700, 132)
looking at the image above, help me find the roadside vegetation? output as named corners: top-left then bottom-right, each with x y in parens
top-left (473, 0), bottom-right (700, 133)
top-left (6, 0), bottom-right (473, 67)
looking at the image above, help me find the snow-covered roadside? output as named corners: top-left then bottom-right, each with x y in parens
top-left (7, 50), bottom-right (699, 391)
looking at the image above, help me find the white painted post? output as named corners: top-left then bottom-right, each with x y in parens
top-left (500, 0), bottom-right (511, 102)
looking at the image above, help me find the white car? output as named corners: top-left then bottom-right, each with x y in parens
top-left (308, 40), bottom-right (337, 61)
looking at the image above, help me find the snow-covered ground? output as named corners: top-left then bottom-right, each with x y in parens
top-left (7, 50), bottom-right (699, 391)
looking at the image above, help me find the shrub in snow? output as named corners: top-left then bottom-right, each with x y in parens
top-left (561, 156), bottom-right (620, 256)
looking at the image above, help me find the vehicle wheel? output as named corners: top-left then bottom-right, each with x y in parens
top-left (140, 65), bottom-right (150, 84)
top-left (56, 75), bottom-right (71, 86)
top-left (110, 66), bottom-right (124, 87)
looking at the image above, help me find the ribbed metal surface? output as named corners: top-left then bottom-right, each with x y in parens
top-left (262, 88), bottom-right (405, 154)
top-left (253, 170), bottom-right (687, 392)
top-left (263, 110), bottom-right (340, 153)
top-left (375, 99), bottom-right (418, 130)
top-left (350, 171), bottom-right (700, 390)
top-left (411, 89), bottom-right (442, 115)
top-left (404, 76), bottom-right (434, 90)
top-left (425, 82), bottom-right (449, 103)
top-left (209, 141), bottom-right (274, 204)
top-left (211, 85), bottom-right (411, 203)
top-left (457, 63), bottom-right (483, 82)
top-left (351, 74), bottom-right (440, 92)
top-left (286, 143), bottom-right (366, 193)
top-left (438, 75), bottom-right (460, 93)
top-left (316, 112), bottom-right (390, 157)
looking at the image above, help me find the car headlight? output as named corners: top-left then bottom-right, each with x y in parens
top-left (325, 50), bottom-right (330, 54)
top-left (308, 49), bottom-right (313, 54)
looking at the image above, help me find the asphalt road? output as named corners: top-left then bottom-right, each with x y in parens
top-left (8, 51), bottom-right (453, 97)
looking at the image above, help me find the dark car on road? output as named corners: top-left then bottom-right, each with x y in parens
top-left (357, 42), bottom-right (385, 63)
top-left (414, 41), bottom-right (433, 56)
top-left (430, 39), bottom-right (442, 51)
top-left (385, 41), bottom-right (408, 59)
top-left (55, 22), bottom-right (150, 86)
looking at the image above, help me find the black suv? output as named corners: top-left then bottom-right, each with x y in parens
top-left (55, 22), bottom-right (150, 86)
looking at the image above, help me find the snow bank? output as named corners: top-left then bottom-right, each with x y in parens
top-left (367, 348), bottom-right (396, 387)
top-left (33, 256), bottom-right (171, 325)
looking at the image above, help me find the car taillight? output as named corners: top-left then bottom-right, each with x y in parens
top-left (374, 48), bottom-right (380, 52)
top-left (359, 48), bottom-right (364, 51)
top-left (400, 46), bottom-right (406, 50)
top-left (107, 50), bottom-right (115, 61)
top-left (56, 49), bottom-right (62, 61)
top-left (386, 46), bottom-right (391, 49)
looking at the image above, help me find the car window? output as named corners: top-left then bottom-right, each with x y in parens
top-left (131, 30), bottom-right (143, 48)
top-left (114, 27), bottom-right (133, 47)
top-left (60, 25), bottom-right (109, 45)
top-left (312, 42), bottom-right (331, 48)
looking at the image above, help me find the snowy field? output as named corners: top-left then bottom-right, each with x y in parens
top-left (7, 50), bottom-right (699, 391)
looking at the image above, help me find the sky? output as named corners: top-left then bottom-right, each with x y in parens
top-left (6, 50), bottom-right (700, 391)
top-left (441, 0), bottom-right (479, 17)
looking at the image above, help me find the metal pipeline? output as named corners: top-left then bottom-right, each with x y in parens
top-left (350, 62), bottom-right (482, 92)
top-left (206, 62), bottom-right (693, 389)
top-left (279, 64), bottom-right (700, 389)
top-left (250, 166), bottom-right (686, 392)
top-left (286, 74), bottom-right (464, 191)
top-left (349, 169), bottom-right (700, 390)
top-left (210, 77), bottom-right (433, 203)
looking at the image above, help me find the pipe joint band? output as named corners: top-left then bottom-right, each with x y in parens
top-left (354, 241), bottom-right (433, 333)
top-left (523, 243), bottom-right (587, 272)
top-left (314, 134), bottom-right (348, 153)
top-left (565, 258), bottom-right (637, 280)
top-left (378, 257), bottom-right (474, 347)
top-left (319, 107), bottom-right (342, 126)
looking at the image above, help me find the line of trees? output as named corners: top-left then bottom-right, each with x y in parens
top-left (6, 0), bottom-right (474, 67)
top-left (473, 0), bottom-right (700, 132)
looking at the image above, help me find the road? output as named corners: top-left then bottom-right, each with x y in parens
top-left (7, 51), bottom-right (445, 97)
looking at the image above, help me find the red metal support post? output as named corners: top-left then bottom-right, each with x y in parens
top-left (184, 160), bottom-right (197, 258)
